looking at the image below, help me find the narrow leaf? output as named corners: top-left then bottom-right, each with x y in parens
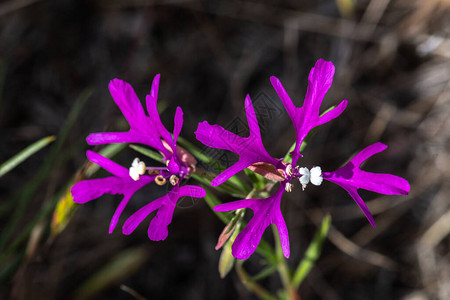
top-left (129, 144), bottom-right (164, 162)
top-left (218, 222), bottom-right (241, 278)
top-left (292, 214), bottom-right (331, 289)
top-left (0, 135), bottom-right (56, 178)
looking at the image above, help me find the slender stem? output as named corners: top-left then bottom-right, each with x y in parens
top-left (235, 260), bottom-right (277, 300)
top-left (272, 225), bottom-right (300, 300)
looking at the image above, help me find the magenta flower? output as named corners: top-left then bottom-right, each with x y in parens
top-left (196, 59), bottom-right (409, 260)
top-left (214, 184), bottom-right (289, 259)
top-left (322, 142), bottom-right (410, 227)
top-left (270, 59), bottom-right (348, 165)
top-left (71, 150), bottom-right (155, 233)
top-left (195, 95), bottom-right (281, 186)
top-left (72, 76), bottom-right (205, 240)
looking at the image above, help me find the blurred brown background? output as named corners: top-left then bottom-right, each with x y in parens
top-left (0, 0), bottom-right (449, 299)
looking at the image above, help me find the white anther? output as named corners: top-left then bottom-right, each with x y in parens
top-left (169, 175), bottom-right (179, 186)
top-left (285, 182), bottom-right (293, 192)
top-left (286, 164), bottom-right (293, 176)
top-left (129, 158), bottom-right (146, 181)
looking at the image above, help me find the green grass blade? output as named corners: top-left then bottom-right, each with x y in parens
top-left (0, 136), bottom-right (56, 178)
top-left (292, 215), bottom-right (331, 289)
top-left (129, 144), bottom-right (164, 162)
top-left (0, 88), bottom-right (92, 254)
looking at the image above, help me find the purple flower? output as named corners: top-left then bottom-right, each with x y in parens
top-left (71, 150), bottom-right (155, 233)
top-left (214, 184), bottom-right (289, 259)
top-left (323, 142), bottom-right (410, 227)
top-left (195, 95), bottom-right (281, 186)
top-left (270, 59), bottom-right (348, 165)
top-left (196, 59), bottom-right (410, 259)
top-left (72, 76), bottom-right (205, 240)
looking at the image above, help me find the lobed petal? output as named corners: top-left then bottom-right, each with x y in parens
top-left (145, 75), bottom-right (173, 147)
top-left (71, 177), bottom-right (126, 204)
top-left (195, 96), bottom-right (278, 186)
top-left (214, 185), bottom-right (289, 259)
top-left (122, 185), bottom-right (205, 240)
top-left (86, 150), bottom-right (129, 178)
top-left (271, 59), bottom-right (346, 164)
top-left (122, 197), bottom-right (164, 235)
top-left (323, 142), bottom-right (410, 227)
top-left (109, 79), bottom-right (147, 125)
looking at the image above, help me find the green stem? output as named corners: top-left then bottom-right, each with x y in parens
top-left (272, 225), bottom-right (299, 300)
top-left (235, 260), bottom-right (277, 300)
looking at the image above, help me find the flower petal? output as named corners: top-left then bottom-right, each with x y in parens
top-left (215, 185), bottom-right (288, 259)
top-left (86, 150), bottom-right (129, 178)
top-left (271, 59), bottom-right (347, 165)
top-left (145, 75), bottom-right (173, 147)
top-left (195, 96), bottom-right (278, 186)
top-left (122, 185), bottom-right (205, 240)
top-left (122, 197), bottom-right (164, 235)
top-left (173, 106), bottom-right (183, 146)
top-left (109, 193), bottom-right (132, 233)
top-left (71, 177), bottom-right (126, 204)
top-left (347, 188), bottom-right (376, 227)
top-left (109, 79), bottom-right (146, 125)
top-left (323, 142), bottom-right (410, 227)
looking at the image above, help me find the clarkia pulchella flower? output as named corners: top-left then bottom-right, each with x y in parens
top-left (71, 75), bottom-right (205, 241)
top-left (196, 59), bottom-right (410, 259)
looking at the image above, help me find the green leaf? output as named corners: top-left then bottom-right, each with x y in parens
top-left (129, 144), bottom-right (164, 162)
top-left (191, 174), bottom-right (246, 198)
top-left (292, 214), bottom-right (331, 289)
top-left (250, 265), bottom-right (278, 281)
top-left (244, 168), bottom-right (267, 190)
top-left (218, 221), bottom-right (241, 278)
top-left (0, 88), bottom-right (92, 255)
top-left (74, 247), bottom-right (148, 298)
top-left (0, 135), bottom-right (56, 178)
top-left (216, 209), bottom-right (245, 250)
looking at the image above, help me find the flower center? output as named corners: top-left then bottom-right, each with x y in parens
top-left (129, 157), bottom-right (189, 186)
top-left (283, 163), bottom-right (323, 192)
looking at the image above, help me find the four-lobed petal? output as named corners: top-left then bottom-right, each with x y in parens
top-left (214, 184), bottom-right (289, 259)
top-left (122, 185), bottom-right (206, 241)
top-left (322, 142), bottom-right (410, 227)
top-left (195, 95), bottom-right (280, 186)
top-left (270, 59), bottom-right (348, 165)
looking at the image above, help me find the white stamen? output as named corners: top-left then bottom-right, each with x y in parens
top-left (169, 175), bottom-right (179, 186)
top-left (129, 158), bottom-right (146, 181)
top-left (285, 182), bottom-right (293, 192)
top-left (286, 164), bottom-right (293, 176)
